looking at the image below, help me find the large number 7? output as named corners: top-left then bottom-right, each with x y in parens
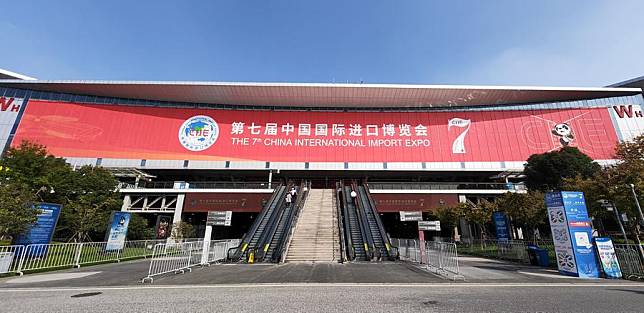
top-left (448, 118), bottom-right (471, 154)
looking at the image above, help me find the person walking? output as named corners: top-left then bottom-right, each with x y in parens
top-left (285, 193), bottom-right (293, 208)
top-left (290, 186), bottom-right (297, 199)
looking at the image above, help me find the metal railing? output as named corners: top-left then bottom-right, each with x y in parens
top-left (119, 181), bottom-right (280, 190)
top-left (426, 241), bottom-right (460, 276)
top-left (0, 239), bottom-right (199, 276)
top-left (142, 239), bottom-right (240, 283)
top-left (368, 182), bottom-right (525, 191)
top-left (391, 238), bottom-right (460, 278)
top-left (0, 245), bottom-right (25, 274)
top-left (614, 244), bottom-right (644, 280)
top-left (458, 239), bottom-right (531, 263)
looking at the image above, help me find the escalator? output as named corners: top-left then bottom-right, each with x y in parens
top-left (259, 182), bottom-right (309, 262)
top-left (231, 184), bottom-right (288, 262)
top-left (340, 184), bottom-right (370, 261)
top-left (356, 184), bottom-right (394, 260)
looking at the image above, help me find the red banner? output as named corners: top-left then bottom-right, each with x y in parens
top-left (12, 100), bottom-right (619, 162)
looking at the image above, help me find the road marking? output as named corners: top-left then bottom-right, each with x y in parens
top-left (5, 272), bottom-right (101, 284)
top-left (0, 282), bottom-right (642, 292)
top-left (517, 271), bottom-right (575, 279)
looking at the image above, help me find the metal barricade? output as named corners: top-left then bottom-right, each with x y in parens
top-left (143, 240), bottom-right (204, 283)
top-left (0, 245), bottom-right (25, 274)
top-left (614, 244), bottom-right (644, 279)
top-left (17, 243), bottom-right (82, 273)
top-left (426, 241), bottom-right (460, 276)
top-left (207, 239), bottom-right (241, 263)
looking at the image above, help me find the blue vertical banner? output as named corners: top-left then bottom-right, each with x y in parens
top-left (595, 237), bottom-right (622, 279)
top-left (12, 203), bottom-right (62, 258)
top-left (13, 203), bottom-right (62, 246)
top-left (545, 191), bottom-right (599, 278)
top-left (105, 212), bottom-right (131, 251)
top-left (492, 211), bottom-right (510, 242)
top-left (561, 191), bottom-right (599, 278)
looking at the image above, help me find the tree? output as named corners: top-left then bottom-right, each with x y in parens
top-left (562, 134), bottom-right (644, 245)
top-left (127, 214), bottom-right (155, 240)
top-left (524, 147), bottom-right (600, 191)
top-left (436, 206), bottom-right (461, 240)
top-left (171, 221), bottom-right (194, 241)
top-left (58, 166), bottom-right (121, 242)
top-left (0, 182), bottom-right (38, 239)
top-left (0, 141), bottom-right (70, 197)
top-left (457, 200), bottom-right (495, 240)
top-left (495, 191), bottom-right (547, 242)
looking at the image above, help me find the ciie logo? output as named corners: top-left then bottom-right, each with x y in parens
top-left (0, 97), bottom-right (21, 112)
top-left (178, 115), bottom-right (219, 151)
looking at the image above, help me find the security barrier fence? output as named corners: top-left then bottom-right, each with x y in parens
top-left (614, 244), bottom-right (644, 280)
top-left (391, 238), bottom-right (460, 278)
top-left (458, 239), bottom-right (533, 264)
top-left (456, 239), bottom-right (644, 280)
top-left (0, 239), bottom-right (203, 276)
top-left (142, 239), bottom-right (240, 283)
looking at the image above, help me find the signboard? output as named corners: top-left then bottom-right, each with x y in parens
top-left (492, 211), bottom-right (510, 242)
top-left (400, 211), bottom-right (422, 222)
top-left (595, 237), bottom-right (622, 279)
top-left (0, 96), bottom-right (25, 153)
top-left (546, 191), bottom-right (599, 278)
top-left (207, 211), bottom-right (232, 226)
top-left (13, 203), bottom-right (62, 247)
top-left (418, 221), bottom-right (441, 231)
top-left (105, 212), bottom-right (131, 251)
top-left (13, 100), bottom-right (627, 164)
top-left (155, 215), bottom-right (172, 239)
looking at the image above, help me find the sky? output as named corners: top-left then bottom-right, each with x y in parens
top-left (1, 0), bottom-right (643, 86)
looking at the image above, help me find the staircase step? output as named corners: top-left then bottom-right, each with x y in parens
top-left (285, 188), bottom-right (340, 262)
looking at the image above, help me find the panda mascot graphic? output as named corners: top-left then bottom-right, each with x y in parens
top-left (552, 123), bottom-right (574, 146)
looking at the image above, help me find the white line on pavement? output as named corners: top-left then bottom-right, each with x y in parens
top-left (0, 282), bottom-right (643, 292)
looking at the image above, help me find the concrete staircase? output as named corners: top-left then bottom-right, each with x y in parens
top-left (285, 189), bottom-right (339, 262)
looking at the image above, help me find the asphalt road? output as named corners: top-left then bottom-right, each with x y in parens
top-left (1, 283), bottom-right (643, 313)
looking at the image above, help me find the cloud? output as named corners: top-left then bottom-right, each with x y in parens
top-left (458, 1), bottom-right (644, 87)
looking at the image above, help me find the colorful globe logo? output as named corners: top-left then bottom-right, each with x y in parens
top-left (178, 115), bottom-right (219, 151)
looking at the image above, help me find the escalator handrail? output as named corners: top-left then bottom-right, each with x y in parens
top-left (341, 183), bottom-right (357, 261)
top-left (363, 183), bottom-right (394, 260)
top-left (351, 181), bottom-right (375, 261)
top-left (233, 184), bottom-right (285, 260)
top-left (335, 182), bottom-right (347, 263)
top-left (255, 183), bottom-right (293, 261)
top-left (275, 180), bottom-right (310, 263)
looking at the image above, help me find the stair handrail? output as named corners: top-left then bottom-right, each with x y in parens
top-left (335, 182), bottom-right (347, 263)
top-left (352, 181), bottom-right (376, 261)
top-left (232, 183), bottom-right (284, 261)
top-left (363, 183), bottom-right (395, 260)
top-left (277, 180), bottom-right (310, 263)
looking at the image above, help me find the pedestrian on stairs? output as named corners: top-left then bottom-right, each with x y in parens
top-left (285, 193), bottom-right (293, 207)
top-left (290, 186), bottom-right (297, 199)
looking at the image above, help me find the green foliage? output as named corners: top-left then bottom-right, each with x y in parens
top-left (524, 147), bottom-right (600, 191)
top-left (0, 182), bottom-right (38, 238)
top-left (495, 191), bottom-right (547, 241)
top-left (171, 221), bottom-right (194, 240)
top-left (562, 134), bottom-right (644, 242)
top-left (58, 166), bottom-right (121, 241)
top-left (0, 141), bottom-right (122, 242)
top-left (127, 214), bottom-right (155, 240)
